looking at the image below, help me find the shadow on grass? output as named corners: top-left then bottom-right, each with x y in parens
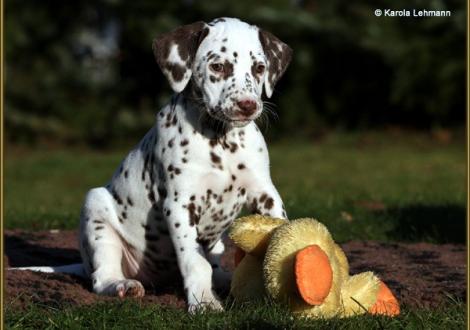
top-left (382, 204), bottom-right (466, 244)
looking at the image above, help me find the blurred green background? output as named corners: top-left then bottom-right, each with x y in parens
top-left (5, 0), bottom-right (466, 146)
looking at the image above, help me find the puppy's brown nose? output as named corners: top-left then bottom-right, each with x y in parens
top-left (237, 99), bottom-right (257, 116)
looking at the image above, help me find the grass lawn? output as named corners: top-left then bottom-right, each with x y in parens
top-left (4, 130), bottom-right (467, 328)
top-left (5, 299), bottom-right (466, 329)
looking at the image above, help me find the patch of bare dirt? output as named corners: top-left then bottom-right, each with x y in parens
top-left (4, 230), bottom-right (466, 310)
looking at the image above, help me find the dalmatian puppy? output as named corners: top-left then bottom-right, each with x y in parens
top-left (21, 17), bottom-right (292, 312)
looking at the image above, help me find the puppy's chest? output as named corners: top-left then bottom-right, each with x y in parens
top-left (185, 144), bottom-right (253, 245)
top-left (193, 182), bottom-right (246, 247)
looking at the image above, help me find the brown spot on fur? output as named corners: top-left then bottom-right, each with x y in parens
top-left (210, 152), bottom-right (221, 163)
top-left (111, 189), bottom-right (123, 205)
top-left (188, 203), bottom-right (200, 226)
top-left (164, 63), bottom-right (186, 82)
top-left (229, 143), bottom-right (238, 153)
top-left (265, 197), bottom-right (274, 209)
top-left (237, 163), bottom-right (245, 170)
top-left (222, 60), bottom-right (234, 80)
top-left (259, 193), bottom-right (268, 203)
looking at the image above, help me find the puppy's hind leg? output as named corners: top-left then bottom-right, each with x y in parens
top-left (80, 187), bottom-right (145, 298)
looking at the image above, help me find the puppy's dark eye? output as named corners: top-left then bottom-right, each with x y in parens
top-left (256, 64), bottom-right (266, 74)
top-left (210, 63), bottom-right (224, 73)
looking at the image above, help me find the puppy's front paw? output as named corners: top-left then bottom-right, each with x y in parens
top-left (187, 288), bottom-right (224, 313)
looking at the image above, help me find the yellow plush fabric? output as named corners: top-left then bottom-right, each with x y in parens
top-left (229, 215), bottom-right (397, 319)
top-left (340, 272), bottom-right (381, 317)
top-left (333, 243), bottom-right (349, 283)
top-left (229, 215), bottom-right (287, 257)
top-left (230, 254), bottom-right (265, 302)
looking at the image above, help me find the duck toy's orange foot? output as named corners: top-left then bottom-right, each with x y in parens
top-left (369, 281), bottom-right (400, 316)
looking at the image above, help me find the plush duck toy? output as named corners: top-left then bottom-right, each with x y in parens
top-left (229, 215), bottom-right (400, 318)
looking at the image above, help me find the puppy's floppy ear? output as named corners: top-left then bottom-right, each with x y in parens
top-left (153, 21), bottom-right (209, 93)
top-left (258, 29), bottom-right (293, 98)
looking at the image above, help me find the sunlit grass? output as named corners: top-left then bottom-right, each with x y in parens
top-left (5, 297), bottom-right (465, 329)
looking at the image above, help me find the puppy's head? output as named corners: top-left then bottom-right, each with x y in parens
top-left (153, 18), bottom-right (292, 127)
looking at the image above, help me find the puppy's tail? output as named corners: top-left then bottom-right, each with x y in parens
top-left (9, 263), bottom-right (86, 277)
